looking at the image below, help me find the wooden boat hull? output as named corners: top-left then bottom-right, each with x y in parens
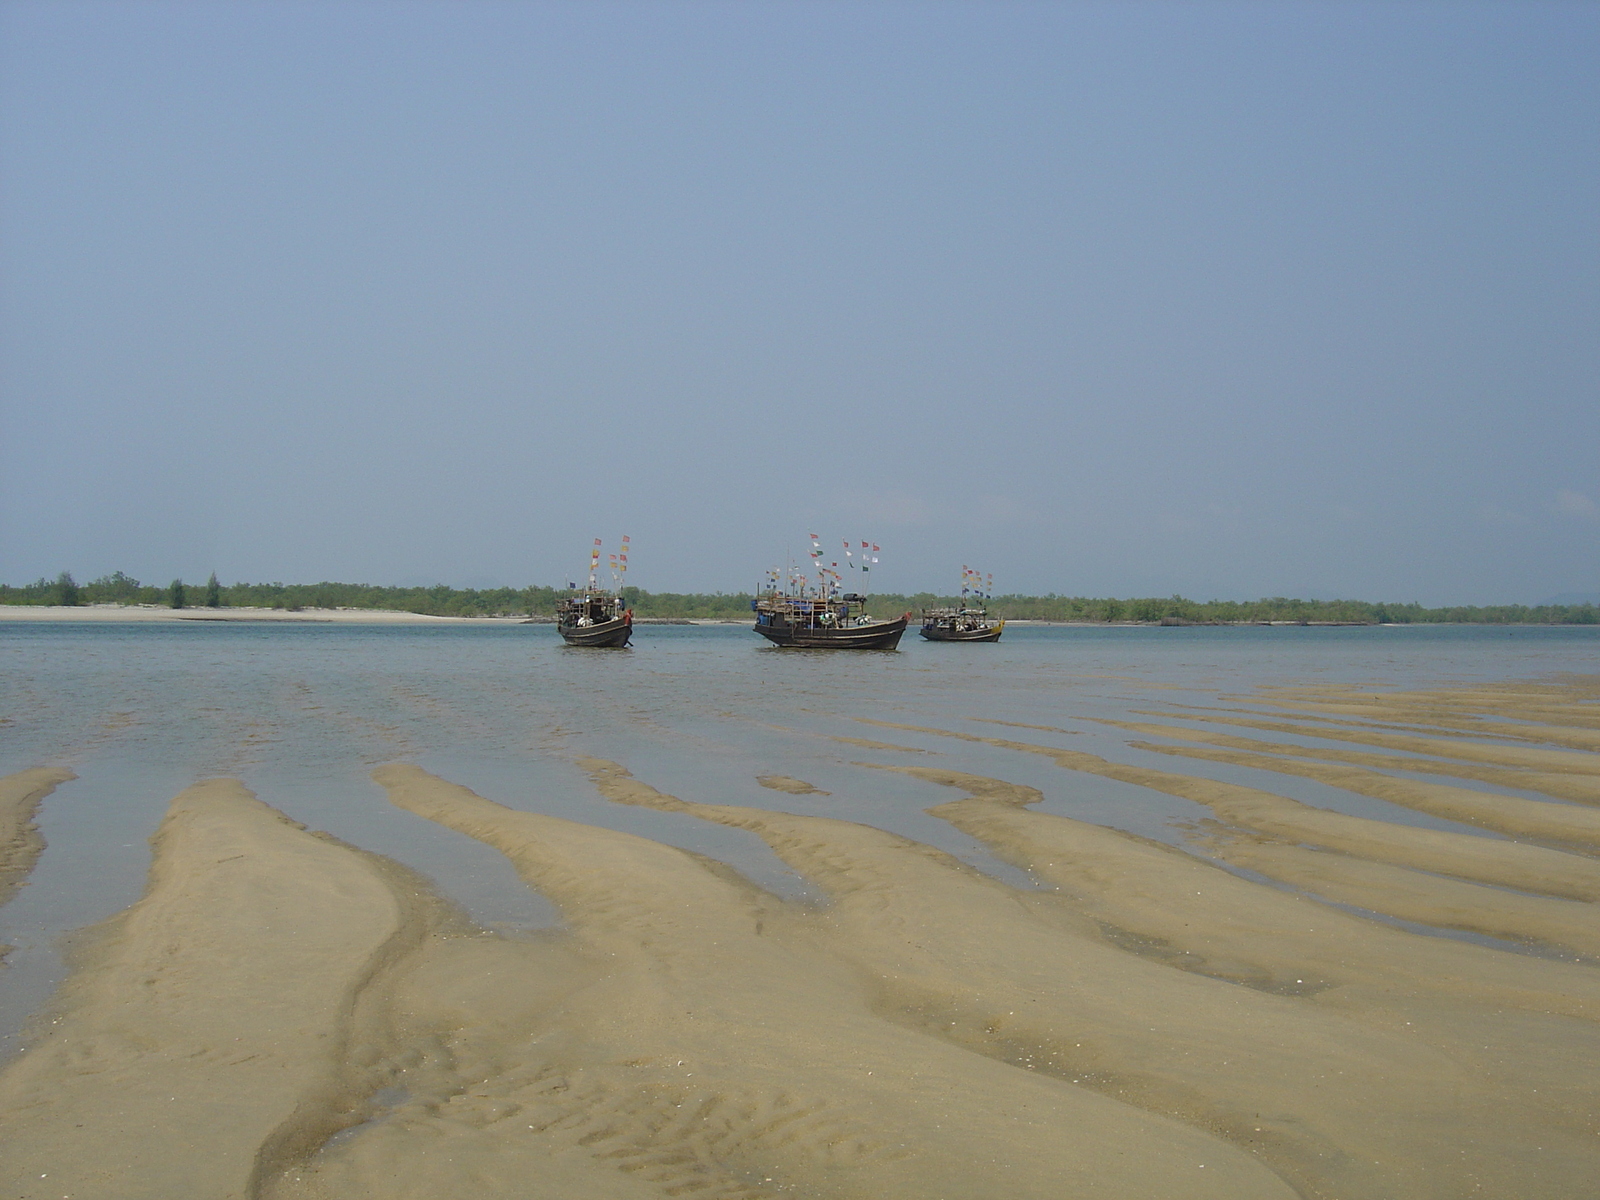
top-left (753, 614), bottom-right (907, 649)
top-left (920, 619), bottom-right (1003, 643)
top-left (558, 615), bottom-right (632, 647)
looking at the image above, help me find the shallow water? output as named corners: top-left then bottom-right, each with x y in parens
top-left (3, 619), bottom-right (1598, 1055)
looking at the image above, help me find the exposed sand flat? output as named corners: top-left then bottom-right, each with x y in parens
top-left (1130, 709), bottom-right (1600, 775)
top-left (1257, 697), bottom-right (1600, 733)
top-left (368, 763), bottom-right (1294, 1200)
top-left (578, 758), bottom-right (1579, 1200)
top-left (7, 671), bottom-right (1598, 1198)
top-left (827, 735), bottom-right (934, 753)
top-left (1126, 739), bottom-right (1600, 848)
top-left (1250, 681), bottom-right (1600, 731)
top-left (1243, 702), bottom-right (1600, 752)
top-left (856, 718), bottom-right (1600, 901)
top-left (898, 768), bottom-right (1600, 1162)
top-left (0, 767), bottom-right (75, 909)
top-left (1143, 701), bottom-right (1540, 741)
top-left (264, 929), bottom-right (676, 1200)
top-left (0, 779), bottom-right (445, 1200)
top-left (969, 718), bottom-right (1084, 734)
top-left (756, 774), bottom-right (830, 795)
top-left (1089, 718), bottom-right (1600, 804)
top-left (893, 763), bottom-right (1600, 1013)
top-left (1192, 832), bottom-right (1600, 958)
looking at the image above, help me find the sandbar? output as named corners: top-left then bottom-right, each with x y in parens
top-left (2, 676), bottom-right (1597, 1198)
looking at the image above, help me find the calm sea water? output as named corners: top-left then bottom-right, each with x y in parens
top-left (2, 620), bottom-right (1597, 1054)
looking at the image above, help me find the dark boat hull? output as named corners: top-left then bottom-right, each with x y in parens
top-left (558, 615), bottom-right (632, 647)
top-left (920, 623), bottom-right (1002, 642)
top-left (754, 615), bottom-right (907, 649)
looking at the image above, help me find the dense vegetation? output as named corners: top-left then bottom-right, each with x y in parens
top-left (2, 572), bottom-right (1596, 624)
top-left (865, 593), bottom-right (1598, 625)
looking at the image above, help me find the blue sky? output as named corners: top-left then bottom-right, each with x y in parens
top-left (2, 1), bottom-right (1595, 602)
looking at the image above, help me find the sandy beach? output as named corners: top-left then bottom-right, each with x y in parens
top-left (1, 629), bottom-right (1597, 1198)
top-left (0, 605), bottom-right (514, 624)
top-left (0, 606), bottom-right (768, 626)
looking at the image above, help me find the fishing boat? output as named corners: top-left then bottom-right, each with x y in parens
top-left (921, 566), bottom-right (1003, 642)
top-left (556, 589), bottom-right (632, 647)
top-left (557, 536), bottom-right (634, 647)
top-left (753, 537), bottom-right (905, 648)
top-left (920, 606), bottom-right (1003, 642)
top-left (753, 591), bottom-right (909, 649)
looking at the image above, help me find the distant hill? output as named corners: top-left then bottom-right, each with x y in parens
top-left (1541, 592), bottom-right (1600, 606)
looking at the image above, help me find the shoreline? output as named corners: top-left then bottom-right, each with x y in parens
top-left (0, 604), bottom-right (517, 624)
top-left (1, 605), bottom-right (1594, 629)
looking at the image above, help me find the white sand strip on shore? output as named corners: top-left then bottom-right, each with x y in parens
top-left (0, 605), bottom-right (520, 623)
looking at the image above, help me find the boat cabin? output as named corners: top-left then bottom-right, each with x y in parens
top-left (753, 591), bottom-right (876, 633)
top-left (921, 606), bottom-right (992, 633)
top-left (558, 591), bottom-right (624, 628)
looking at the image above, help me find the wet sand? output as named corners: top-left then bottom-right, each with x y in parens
top-left (0, 779), bottom-right (459, 1199)
top-left (2, 679), bottom-right (1598, 1197)
top-left (0, 768), bottom-right (74, 913)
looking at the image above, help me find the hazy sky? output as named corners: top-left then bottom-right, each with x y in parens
top-left (2, 1), bottom-right (1595, 602)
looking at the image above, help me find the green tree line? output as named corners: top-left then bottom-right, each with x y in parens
top-left (863, 593), bottom-right (1599, 625)
top-left (2, 573), bottom-right (1596, 624)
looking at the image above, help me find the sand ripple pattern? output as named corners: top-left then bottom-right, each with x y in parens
top-left (0, 679), bottom-right (1597, 1199)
